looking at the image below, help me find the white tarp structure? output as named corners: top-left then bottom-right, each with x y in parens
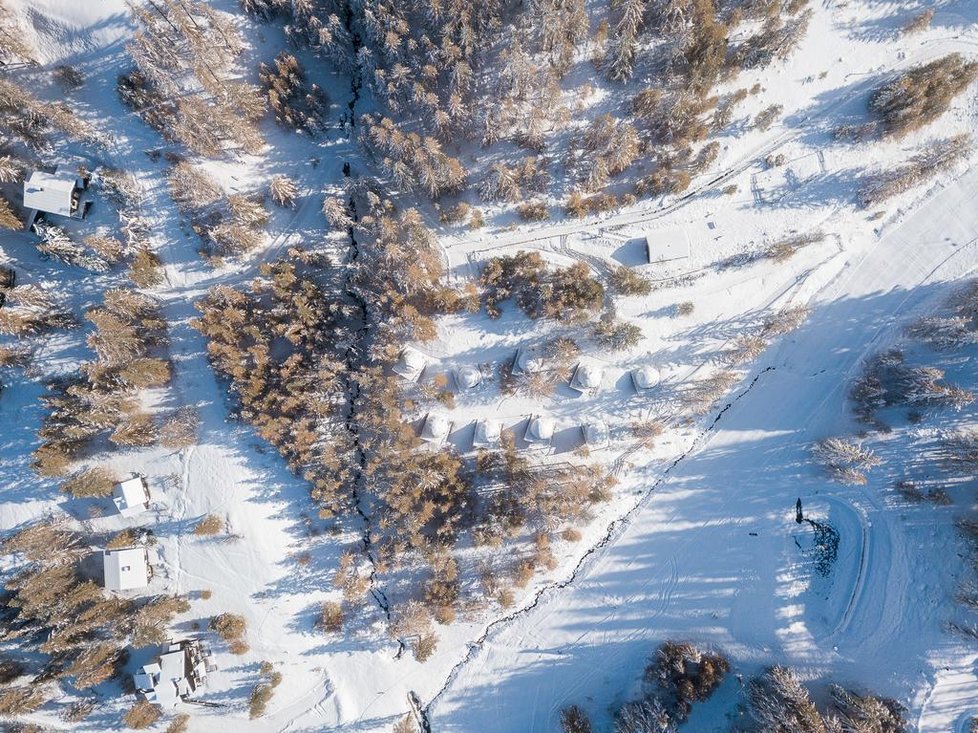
top-left (112, 476), bottom-right (149, 517)
top-left (645, 227), bottom-right (690, 264)
top-left (582, 420), bottom-right (610, 447)
top-left (23, 170), bottom-right (87, 219)
top-left (513, 345), bottom-right (546, 374)
top-left (133, 640), bottom-right (208, 707)
top-left (103, 547), bottom-right (148, 591)
top-left (454, 365), bottom-right (483, 390)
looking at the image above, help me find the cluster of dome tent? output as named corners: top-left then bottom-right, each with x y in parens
top-left (397, 345), bottom-right (662, 453)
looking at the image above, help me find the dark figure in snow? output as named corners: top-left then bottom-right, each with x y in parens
top-left (795, 498), bottom-right (804, 524)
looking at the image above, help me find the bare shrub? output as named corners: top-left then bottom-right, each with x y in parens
top-left (516, 199), bottom-right (550, 221)
top-left (593, 316), bottom-right (643, 351)
top-left (194, 514), bottom-right (224, 536)
top-left (761, 306), bottom-right (810, 337)
top-left (724, 334), bottom-right (766, 365)
top-left (123, 700), bottom-right (162, 729)
top-left (318, 601), bottom-right (343, 632)
top-left (561, 704), bottom-right (593, 733)
top-left (903, 8), bottom-right (934, 34)
top-left (129, 247), bottom-right (164, 287)
top-left (269, 174), bottom-right (298, 207)
top-left (859, 135), bottom-right (971, 207)
top-left (747, 666), bottom-right (823, 733)
top-left (61, 467), bottom-right (117, 498)
top-left (753, 104), bottom-right (783, 131)
top-left (683, 371), bottom-right (738, 414)
top-left (210, 612), bottom-right (247, 645)
top-left (160, 407), bottom-right (200, 449)
top-left (812, 437), bottom-right (882, 484)
top-left (609, 265), bottom-right (652, 296)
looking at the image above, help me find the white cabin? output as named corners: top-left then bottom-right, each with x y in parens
top-left (133, 640), bottom-right (208, 707)
top-left (103, 547), bottom-right (149, 591)
top-left (112, 477), bottom-right (150, 517)
top-left (23, 169), bottom-right (88, 222)
top-left (645, 227), bottom-right (690, 264)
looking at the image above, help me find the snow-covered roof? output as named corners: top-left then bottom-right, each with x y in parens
top-left (645, 227), bottom-right (690, 263)
top-left (23, 170), bottom-right (83, 218)
top-left (134, 642), bottom-right (205, 707)
top-left (632, 365), bottom-right (661, 390)
top-left (103, 547), bottom-right (148, 591)
top-left (112, 477), bottom-right (149, 517)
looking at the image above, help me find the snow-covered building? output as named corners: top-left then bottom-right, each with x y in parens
top-left (112, 476), bottom-right (150, 517)
top-left (23, 169), bottom-right (89, 223)
top-left (393, 346), bottom-right (427, 381)
top-left (645, 227), bottom-right (690, 264)
top-left (103, 547), bottom-right (149, 591)
top-left (133, 639), bottom-right (208, 707)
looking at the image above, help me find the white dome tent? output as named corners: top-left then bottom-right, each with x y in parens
top-left (631, 364), bottom-right (661, 391)
top-left (421, 413), bottom-right (453, 445)
top-left (582, 420), bottom-right (610, 448)
top-left (472, 418), bottom-right (501, 449)
top-left (454, 364), bottom-right (483, 390)
top-left (524, 415), bottom-right (555, 447)
top-left (569, 361), bottom-right (604, 394)
top-left (393, 346), bottom-right (427, 381)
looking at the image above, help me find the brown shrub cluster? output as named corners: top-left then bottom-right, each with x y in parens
top-left (33, 289), bottom-right (170, 475)
top-left (260, 52), bottom-right (328, 134)
top-left (481, 251), bottom-right (604, 321)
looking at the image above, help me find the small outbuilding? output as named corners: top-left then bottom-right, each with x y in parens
top-left (645, 227), bottom-right (690, 265)
top-left (103, 547), bottom-right (149, 592)
top-left (23, 169), bottom-right (90, 224)
top-left (133, 639), bottom-right (209, 707)
top-left (112, 476), bottom-right (150, 517)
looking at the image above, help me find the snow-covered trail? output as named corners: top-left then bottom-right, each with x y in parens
top-left (430, 164), bottom-right (978, 732)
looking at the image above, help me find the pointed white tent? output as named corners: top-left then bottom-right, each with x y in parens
top-left (569, 362), bottom-right (604, 394)
top-left (393, 346), bottom-right (427, 381)
top-left (421, 413), bottom-right (453, 444)
top-left (472, 419), bottom-right (501, 449)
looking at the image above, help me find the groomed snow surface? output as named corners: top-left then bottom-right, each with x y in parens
top-left (2, 0), bottom-right (978, 731)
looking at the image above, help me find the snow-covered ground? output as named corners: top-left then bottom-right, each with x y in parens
top-left (2, 0), bottom-right (978, 731)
